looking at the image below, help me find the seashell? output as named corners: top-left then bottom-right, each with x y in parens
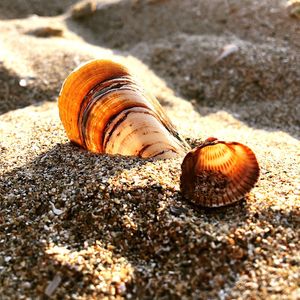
top-left (180, 137), bottom-right (260, 207)
top-left (58, 59), bottom-right (259, 207)
top-left (58, 60), bottom-right (189, 159)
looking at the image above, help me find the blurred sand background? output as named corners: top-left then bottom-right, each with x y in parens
top-left (0, 0), bottom-right (299, 299)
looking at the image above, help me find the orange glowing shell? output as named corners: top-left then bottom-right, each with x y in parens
top-left (180, 137), bottom-right (260, 207)
top-left (58, 59), bottom-right (260, 207)
top-left (58, 60), bottom-right (189, 159)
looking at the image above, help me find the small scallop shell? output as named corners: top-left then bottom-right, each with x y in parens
top-left (58, 59), bottom-right (189, 158)
top-left (180, 138), bottom-right (259, 207)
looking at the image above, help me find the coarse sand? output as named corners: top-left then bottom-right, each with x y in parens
top-left (0, 0), bottom-right (299, 299)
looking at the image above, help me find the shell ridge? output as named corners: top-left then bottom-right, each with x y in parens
top-left (80, 77), bottom-right (151, 151)
top-left (181, 140), bottom-right (259, 207)
top-left (77, 78), bottom-right (133, 149)
top-left (103, 108), bottom-right (158, 152)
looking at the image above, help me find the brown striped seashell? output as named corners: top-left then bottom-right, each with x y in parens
top-left (58, 59), bottom-right (259, 207)
top-left (180, 137), bottom-right (260, 207)
top-left (58, 59), bottom-right (189, 159)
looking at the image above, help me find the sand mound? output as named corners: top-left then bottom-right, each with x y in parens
top-left (0, 0), bottom-right (299, 299)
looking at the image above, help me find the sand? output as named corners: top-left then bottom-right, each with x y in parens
top-left (0, 0), bottom-right (299, 299)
